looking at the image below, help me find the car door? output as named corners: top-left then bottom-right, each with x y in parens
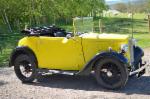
top-left (37, 36), bottom-right (85, 70)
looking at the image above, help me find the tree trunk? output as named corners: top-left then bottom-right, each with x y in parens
top-left (3, 10), bottom-right (12, 32)
top-left (1, 12), bottom-right (6, 24)
top-left (17, 19), bottom-right (21, 32)
top-left (148, 15), bottom-right (150, 33)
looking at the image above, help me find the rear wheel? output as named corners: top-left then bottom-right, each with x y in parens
top-left (14, 54), bottom-right (37, 83)
top-left (94, 57), bottom-right (128, 89)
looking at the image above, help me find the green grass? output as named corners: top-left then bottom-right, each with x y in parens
top-left (0, 48), bottom-right (13, 67)
top-left (0, 33), bottom-right (22, 67)
top-left (134, 33), bottom-right (150, 48)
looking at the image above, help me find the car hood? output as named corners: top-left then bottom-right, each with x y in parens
top-left (80, 33), bottom-right (129, 41)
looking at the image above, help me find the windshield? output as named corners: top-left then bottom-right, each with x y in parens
top-left (73, 17), bottom-right (94, 34)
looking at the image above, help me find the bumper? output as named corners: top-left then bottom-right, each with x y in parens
top-left (129, 61), bottom-right (149, 77)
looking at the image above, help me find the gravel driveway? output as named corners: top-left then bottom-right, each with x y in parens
top-left (0, 49), bottom-right (150, 99)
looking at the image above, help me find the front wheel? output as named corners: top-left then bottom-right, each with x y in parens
top-left (14, 54), bottom-right (37, 83)
top-left (94, 57), bottom-right (128, 89)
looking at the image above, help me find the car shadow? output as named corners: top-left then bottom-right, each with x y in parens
top-left (26, 74), bottom-right (150, 95)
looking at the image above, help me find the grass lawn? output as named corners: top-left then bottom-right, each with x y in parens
top-left (134, 33), bottom-right (150, 48)
top-left (0, 33), bottom-right (21, 67)
top-left (0, 48), bottom-right (12, 67)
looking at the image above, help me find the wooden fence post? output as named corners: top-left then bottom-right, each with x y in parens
top-left (99, 19), bottom-right (103, 33)
top-left (148, 14), bottom-right (150, 33)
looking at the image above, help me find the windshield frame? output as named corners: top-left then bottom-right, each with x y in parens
top-left (73, 17), bottom-right (94, 36)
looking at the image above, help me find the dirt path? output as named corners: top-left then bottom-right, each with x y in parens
top-left (0, 49), bottom-right (150, 99)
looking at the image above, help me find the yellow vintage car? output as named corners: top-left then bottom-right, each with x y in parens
top-left (9, 17), bottom-right (147, 89)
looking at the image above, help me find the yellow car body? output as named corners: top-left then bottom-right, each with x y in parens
top-left (18, 33), bottom-right (129, 71)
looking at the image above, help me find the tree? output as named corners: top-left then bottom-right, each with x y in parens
top-left (0, 0), bottom-right (107, 32)
top-left (112, 3), bottom-right (127, 12)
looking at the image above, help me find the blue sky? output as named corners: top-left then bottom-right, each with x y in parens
top-left (105, 0), bottom-right (131, 4)
top-left (106, 0), bottom-right (120, 1)
top-left (106, 0), bottom-right (137, 2)
top-left (105, 0), bottom-right (123, 3)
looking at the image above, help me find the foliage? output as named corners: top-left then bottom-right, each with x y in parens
top-left (0, 0), bottom-right (106, 32)
top-left (111, 3), bottom-right (127, 12)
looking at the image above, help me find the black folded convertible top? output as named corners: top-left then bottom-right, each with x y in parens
top-left (21, 25), bottom-right (67, 37)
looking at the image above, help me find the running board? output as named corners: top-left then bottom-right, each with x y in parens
top-left (37, 69), bottom-right (78, 76)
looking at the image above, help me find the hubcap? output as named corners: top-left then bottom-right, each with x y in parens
top-left (19, 62), bottom-right (33, 78)
top-left (107, 71), bottom-right (112, 77)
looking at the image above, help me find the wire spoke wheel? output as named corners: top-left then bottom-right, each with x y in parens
top-left (95, 57), bottom-right (128, 89)
top-left (14, 54), bottom-right (37, 83)
top-left (100, 63), bottom-right (121, 86)
top-left (19, 62), bottom-right (33, 78)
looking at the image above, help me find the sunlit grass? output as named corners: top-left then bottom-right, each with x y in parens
top-left (134, 33), bottom-right (150, 48)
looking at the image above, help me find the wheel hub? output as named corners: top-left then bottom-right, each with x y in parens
top-left (100, 63), bottom-right (122, 86)
top-left (107, 71), bottom-right (113, 77)
top-left (20, 63), bottom-right (32, 78)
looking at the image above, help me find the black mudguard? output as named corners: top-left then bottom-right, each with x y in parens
top-left (133, 46), bottom-right (144, 69)
top-left (76, 51), bottom-right (128, 76)
top-left (9, 46), bottom-right (38, 67)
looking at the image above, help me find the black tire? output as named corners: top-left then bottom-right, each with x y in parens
top-left (14, 54), bottom-right (37, 83)
top-left (94, 57), bottom-right (128, 89)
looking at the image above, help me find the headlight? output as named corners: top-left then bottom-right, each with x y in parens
top-left (132, 38), bottom-right (137, 46)
top-left (121, 44), bottom-right (128, 53)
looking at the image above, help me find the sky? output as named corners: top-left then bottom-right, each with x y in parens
top-left (105, 0), bottom-right (137, 2)
top-left (105, 0), bottom-right (131, 4)
top-left (105, 0), bottom-right (124, 3)
top-left (105, 0), bottom-right (120, 1)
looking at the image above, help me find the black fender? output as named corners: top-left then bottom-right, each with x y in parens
top-left (133, 46), bottom-right (144, 69)
top-left (9, 46), bottom-right (38, 67)
top-left (76, 51), bottom-right (128, 76)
